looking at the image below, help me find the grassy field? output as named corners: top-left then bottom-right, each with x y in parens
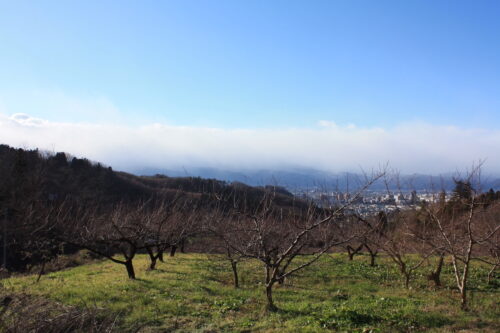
top-left (1, 253), bottom-right (499, 332)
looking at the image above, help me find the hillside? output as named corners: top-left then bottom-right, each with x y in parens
top-left (0, 144), bottom-right (305, 272)
top-left (0, 144), bottom-right (298, 207)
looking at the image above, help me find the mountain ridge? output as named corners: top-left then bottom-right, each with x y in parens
top-left (135, 167), bottom-right (500, 192)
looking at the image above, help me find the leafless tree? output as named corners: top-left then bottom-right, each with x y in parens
top-left (417, 165), bottom-right (500, 309)
top-left (212, 235), bottom-right (246, 289)
top-left (4, 201), bottom-right (65, 282)
top-left (353, 212), bottom-right (386, 267)
top-left (372, 173), bottom-right (437, 289)
top-left (486, 244), bottom-right (499, 285)
top-left (343, 222), bottom-right (365, 261)
top-left (209, 172), bottom-right (384, 311)
top-left (478, 200), bottom-right (500, 285)
top-left (61, 201), bottom-right (159, 279)
top-left (381, 212), bottom-right (435, 289)
top-left (204, 208), bottom-right (247, 288)
top-left (141, 197), bottom-right (199, 270)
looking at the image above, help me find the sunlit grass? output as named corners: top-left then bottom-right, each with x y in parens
top-left (2, 253), bottom-right (499, 332)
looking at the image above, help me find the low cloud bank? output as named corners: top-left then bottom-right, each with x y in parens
top-left (1, 113), bottom-right (499, 175)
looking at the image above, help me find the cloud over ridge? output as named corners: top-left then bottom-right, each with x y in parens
top-left (1, 112), bottom-right (499, 174)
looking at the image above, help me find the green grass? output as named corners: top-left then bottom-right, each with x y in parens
top-left (2, 253), bottom-right (499, 332)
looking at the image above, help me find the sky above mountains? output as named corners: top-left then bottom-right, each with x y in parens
top-left (1, 1), bottom-right (499, 174)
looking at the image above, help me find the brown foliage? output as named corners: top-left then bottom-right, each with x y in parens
top-left (0, 292), bottom-right (121, 333)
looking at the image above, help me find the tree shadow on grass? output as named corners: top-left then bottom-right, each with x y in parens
top-left (135, 278), bottom-right (153, 286)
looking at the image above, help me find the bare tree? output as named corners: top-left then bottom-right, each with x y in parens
top-left (380, 211), bottom-right (434, 289)
top-left (372, 173), bottom-right (436, 288)
top-left (418, 166), bottom-right (500, 309)
top-left (486, 245), bottom-right (499, 285)
top-left (356, 212), bottom-right (386, 267)
top-left (210, 172), bottom-right (383, 311)
top-left (344, 235), bottom-right (364, 261)
top-left (478, 200), bottom-right (500, 285)
top-left (215, 236), bottom-right (246, 289)
top-left (6, 201), bottom-right (65, 282)
top-left (142, 201), bottom-right (172, 271)
top-left (205, 209), bottom-right (246, 289)
top-left (61, 202), bottom-right (149, 279)
top-left (141, 197), bottom-right (198, 270)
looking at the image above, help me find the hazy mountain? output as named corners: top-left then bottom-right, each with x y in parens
top-left (135, 167), bottom-right (500, 192)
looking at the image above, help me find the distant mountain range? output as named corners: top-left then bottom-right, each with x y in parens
top-left (135, 167), bottom-right (500, 192)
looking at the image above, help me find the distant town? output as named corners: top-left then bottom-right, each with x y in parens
top-left (294, 188), bottom-right (452, 216)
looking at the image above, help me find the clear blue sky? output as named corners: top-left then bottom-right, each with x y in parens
top-left (1, 0), bottom-right (499, 129)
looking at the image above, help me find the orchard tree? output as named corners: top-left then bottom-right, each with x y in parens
top-left (62, 201), bottom-right (161, 279)
top-left (211, 172), bottom-right (384, 311)
top-left (418, 166), bottom-right (500, 309)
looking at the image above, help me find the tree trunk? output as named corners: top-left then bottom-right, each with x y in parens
top-left (457, 241), bottom-right (472, 310)
top-left (460, 264), bottom-right (471, 311)
top-left (347, 245), bottom-right (362, 261)
top-left (265, 283), bottom-right (277, 312)
top-left (149, 257), bottom-right (157, 270)
top-left (428, 255), bottom-right (444, 287)
top-left (400, 263), bottom-right (411, 289)
top-left (460, 286), bottom-right (467, 310)
top-left (364, 244), bottom-right (377, 266)
top-left (404, 273), bottom-right (411, 289)
top-left (264, 266), bottom-right (278, 311)
top-left (170, 245), bottom-right (177, 257)
top-left (369, 252), bottom-right (377, 266)
top-left (146, 247), bottom-right (157, 270)
top-left (231, 261), bottom-right (239, 288)
top-left (158, 250), bottom-right (164, 262)
top-left (180, 239), bottom-right (186, 253)
top-left (36, 261), bottom-right (45, 283)
top-left (125, 260), bottom-right (136, 279)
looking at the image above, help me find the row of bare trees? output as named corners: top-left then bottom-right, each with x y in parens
top-left (205, 171), bottom-right (385, 311)
top-left (52, 195), bottom-right (201, 279)
top-left (4, 164), bottom-right (499, 312)
top-left (340, 168), bottom-right (500, 310)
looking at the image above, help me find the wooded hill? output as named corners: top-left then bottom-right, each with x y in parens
top-left (0, 144), bottom-right (305, 271)
top-left (0, 144), bottom-right (298, 206)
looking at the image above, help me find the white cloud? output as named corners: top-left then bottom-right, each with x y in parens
top-left (1, 112), bottom-right (499, 175)
top-left (317, 120), bottom-right (338, 128)
top-left (0, 90), bottom-right (123, 124)
top-left (9, 113), bottom-right (49, 126)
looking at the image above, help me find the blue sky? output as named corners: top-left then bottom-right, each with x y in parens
top-left (1, 1), bottom-right (500, 173)
top-left (1, 0), bottom-right (499, 128)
